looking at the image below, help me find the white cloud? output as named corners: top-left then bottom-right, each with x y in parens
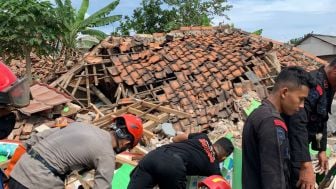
top-left (230, 0), bottom-right (335, 13)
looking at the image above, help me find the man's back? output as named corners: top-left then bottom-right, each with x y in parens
top-left (161, 133), bottom-right (221, 176)
top-left (11, 123), bottom-right (116, 189)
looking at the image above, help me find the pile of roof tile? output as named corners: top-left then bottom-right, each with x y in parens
top-left (50, 25), bottom-right (327, 133)
top-left (7, 54), bottom-right (80, 83)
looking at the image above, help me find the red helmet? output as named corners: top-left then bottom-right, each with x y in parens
top-left (0, 61), bottom-right (17, 91)
top-left (114, 114), bottom-right (143, 148)
top-left (198, 175), bottom-right (231, 189)
top-left (0, 61), bottom-right (30, 107)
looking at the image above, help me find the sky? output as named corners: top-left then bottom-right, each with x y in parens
top-left (70, 0), bottom-right (336, 42)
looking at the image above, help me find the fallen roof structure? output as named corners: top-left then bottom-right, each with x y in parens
top-left (50, 25), bottom-right (326, 133)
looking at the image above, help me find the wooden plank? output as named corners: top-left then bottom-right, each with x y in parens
top-left (93, 65), bottom-right (98, 86)
top-left (56, 83), bottom-right (85, 108)
top-left (90, 103), bottom-right (105, 117)
top-left (143, 120), bottom-right (157, 130)
top-left (63, 73), bottom-right (74, 89)
top-left (69, 84), bottom-right (95, 95)
top-left (50, 64), bottom-right (84, 87)
top-left (132, 146), bottom-right (149, 155)
top-left (141, 101), bottom-right (191, 118)
top-left (158, 113), bottom-right (170, 122)
top-left (127, 107), bottom-right (160, 122)
top-left (91, 85), bottom-right (113, 105)
top-left (101, 63), bottom-right (111, 83)
top-left (143, 129), bottom-right (155, 138)
top-left (71, 71), bottom-right (84, 96)
top-left (116, 154), bottom-right (138, 166)
top-left (85, 66), bottom-right (91, 106)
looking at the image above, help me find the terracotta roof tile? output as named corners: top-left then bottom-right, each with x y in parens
top-left (170, 63), bottom-right (180, 72)
top-left (111, 57), bottom-right (122, 66)
top-left (155, 71), bottom-right (165, 79)
top-left (221, 81), bottom-right (232, 91)
top-left (170, 80), bottom-right (180, 90)
top-left (133, 63), bottom-right (143, 69)
top-left (119, 54), bottom-right (130, 63)
top-left (126, 65), bottom-right (135, 73)
top-left (157, 94), bottom-right (167, 102)
top-left (148, 55), bottom-right (161, 64)
top-left (232, 69), bottom-right (242, 77)
top-left (131, 53), bottom-right (140, 61)
top-left (107, 66), bottom-right (120, 76)
top-left (113, 76), bottom-right (123, 83)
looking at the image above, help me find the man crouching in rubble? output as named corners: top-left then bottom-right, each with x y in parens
top-left (8, 114), bottom-right (143, 189)
top-left (127, 132), bottom-right (234, 189)
top-left (242, 66), bottom-right (314, 189)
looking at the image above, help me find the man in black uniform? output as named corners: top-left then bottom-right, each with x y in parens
top-left (127, 132), bottom-right (234, 189)
top-left (242, 66), bottom-right (313, 189)
top-left (286, 60), bottom-right (336, 189)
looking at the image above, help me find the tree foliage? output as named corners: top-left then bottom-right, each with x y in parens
top-left (55, 0), bottom-right (122, 50)
top-left (288, 32), bottom-right (313, 45)
top-left (0, 0), bottom-right (62, 82)
top-left (119, 0), bottom-right (232, 35)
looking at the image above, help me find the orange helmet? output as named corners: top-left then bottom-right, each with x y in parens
top-left (0, 61), bottom-right (30, 107)
top-left (113, 114), bottom-right (143, 148)
top-left (198, 175), bottom-right (231, 189)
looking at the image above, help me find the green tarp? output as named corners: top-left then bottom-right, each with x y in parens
top-left (112, 164), bottom-right (134, 189)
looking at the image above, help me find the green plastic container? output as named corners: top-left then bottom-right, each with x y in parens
top-left (111, 164), bottom-right (134, 189)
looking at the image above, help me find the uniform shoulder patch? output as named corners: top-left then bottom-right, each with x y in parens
top-left (316, 85), bottom-right (323, 96)
top-left (274, 119), bottom-right (287, 132)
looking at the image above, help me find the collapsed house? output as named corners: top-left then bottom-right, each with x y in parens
top-left (48, 25), bottom-right (324, 134)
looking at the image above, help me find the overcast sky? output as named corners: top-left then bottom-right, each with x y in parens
top-left (70, 0), bottom-right (336, 42)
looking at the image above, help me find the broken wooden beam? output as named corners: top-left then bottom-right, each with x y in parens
top-left (90, 85), bottom-right (113, 105)
top-left (139, 101), bottom-right (191, 118)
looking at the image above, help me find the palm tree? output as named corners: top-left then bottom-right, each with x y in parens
top-left (55, 0), bottom-right (121, 59)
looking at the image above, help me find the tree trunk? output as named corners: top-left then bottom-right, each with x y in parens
top-left (24, 48), bottom-right (32, 84)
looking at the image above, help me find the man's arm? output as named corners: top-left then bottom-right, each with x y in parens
top-left (287, 108), bottom-right (315, 188)
top-left (172, 132), bottom-right (208, 143)
top-left (258, 117), bottom-right (288, 189)
top-left (172, 132), bottom-right (188, 143)
top-left (93, 154), bottom-right (115, 189)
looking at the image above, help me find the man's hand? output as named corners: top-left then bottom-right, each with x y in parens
top-left (296, 161), bottom-right (315, 189)
top-left (318, 151), bottom-right (329, 173)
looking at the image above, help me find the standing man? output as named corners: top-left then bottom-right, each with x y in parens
top-left (128, 132), bottom-right (234, 189)
top-left (242, 66), bottom-right (313, 189)
top-left (0, 61), bottom-right (30, 139)
top-left (287, 60), bottom-right (336, 189)
top-left (8, 114), bottom-right (143, 189)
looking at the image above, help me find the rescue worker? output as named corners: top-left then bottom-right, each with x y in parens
top-left (198, 175), bottom-right (231, 189)
top-left (8, 114), bottom-right (143, 189)
top-left (286, 59), bottom-right (336, 189)
top-left (242, 66), bottom-right (313, 189)
top-left (0, 61), bottom-right (30, 139)
top-left (127, 132), bottom-right (234, 189)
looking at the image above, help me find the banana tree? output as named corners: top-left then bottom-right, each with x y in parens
top-left (55, 0), bottom-right (121, 60)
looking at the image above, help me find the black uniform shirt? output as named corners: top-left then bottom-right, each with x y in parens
top-left (242, 99), bottom-right (290, 189)
top-left (288, 66), bottom-right (335, 163)
top-left (162, 133), bottom-right (221, 176)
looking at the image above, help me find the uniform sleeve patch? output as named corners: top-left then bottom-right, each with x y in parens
top-left (316, 85), bottom-right (323, 96)
top-left (274, 119), bottom-right (287, 132)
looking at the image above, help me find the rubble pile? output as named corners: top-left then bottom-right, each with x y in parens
top-left (7, 53), bottom-right (82, 83)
